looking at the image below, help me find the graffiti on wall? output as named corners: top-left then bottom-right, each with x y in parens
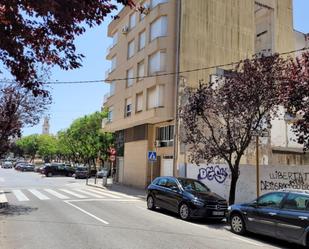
top-left (198, 165), bottom-right (228, 184)
top-left (260, 170), bottom-right (309, 191)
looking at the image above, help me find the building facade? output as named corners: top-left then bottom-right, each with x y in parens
top-left (103, 0), bottom-right (304, 188)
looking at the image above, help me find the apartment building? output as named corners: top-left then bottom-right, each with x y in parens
top-left (103, 0), bottom-right (296, 188)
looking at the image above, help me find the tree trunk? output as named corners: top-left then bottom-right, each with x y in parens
top-left (229, 170), bottom-right (239, 205)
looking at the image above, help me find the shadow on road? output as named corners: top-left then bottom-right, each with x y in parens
top-left (0, 204), bottom-right (38, 217)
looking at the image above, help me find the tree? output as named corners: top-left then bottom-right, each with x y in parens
top-left (37, 134), bottom-right (58, 162)
top-left (57, 111), bottom-right (114, 165)
top-left (0, 0), bottom-right (134, 96)
top-left (281, 51), bottom-right (309, 150)
top-left (16, 134), bottom-right (39, 161)
top-left (0, 85), bottom-right (50, 157)
top-left (180, 54), bottom-right (286, 204)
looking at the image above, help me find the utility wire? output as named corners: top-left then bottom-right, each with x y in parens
top-left (0, 47), bottom-right (308, 85)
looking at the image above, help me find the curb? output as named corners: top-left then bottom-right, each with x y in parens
top-left (86, 183), bottom-right (147, 200)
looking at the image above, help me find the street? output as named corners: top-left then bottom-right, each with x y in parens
top-left (0, 168), bottom-right (306, 249)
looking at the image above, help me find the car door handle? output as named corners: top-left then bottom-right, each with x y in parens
top-left (268, 212), bottom-right (277, 216)
top-left (298, 216), bottom-right (308, 220)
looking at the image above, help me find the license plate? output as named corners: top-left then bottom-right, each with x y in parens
top-left (212, 211), bottom-right (224, 216)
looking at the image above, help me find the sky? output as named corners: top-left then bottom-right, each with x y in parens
top-left (20, 0), bottom-right (309, 135)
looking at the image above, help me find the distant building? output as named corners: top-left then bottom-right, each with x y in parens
top-left (42, 117), bottom-right (50, 135)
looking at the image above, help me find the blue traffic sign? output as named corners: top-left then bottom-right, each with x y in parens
top-left (148, 151), bottom-right (157, 161)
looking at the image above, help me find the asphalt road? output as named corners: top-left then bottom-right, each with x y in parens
top-left (0, 168), bottom-right (306, 249)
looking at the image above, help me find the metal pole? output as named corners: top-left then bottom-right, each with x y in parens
top-left (256, 136), bottom-right (260, 198)
top-left (150, 161), bottom-right (153, 182)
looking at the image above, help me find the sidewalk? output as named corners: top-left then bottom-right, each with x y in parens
top-left (86, 180), bottom-right (146, 200)
top-left (0, 190), bottom-right (8, 208)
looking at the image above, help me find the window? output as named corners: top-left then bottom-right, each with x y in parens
top-left (147, 84), bottom-right (164, 109)
top-left (129, 13), bottom-right (136, 29)
top-left (165, 179), bottom-right (178, 189)
top-left (137, 61), bottom-right (145, 80)
top-left (126, 68), bottom-right (134, 87)
top-left (151, 0), bottom-right (168, 8)
top-left (110, 81), bottom-right (115, 96)
top-left (108, 106), bottom-right (114, 122)
top-left (127, 40), bottom-right (135, 58)
top-left (156, 125), bottom-right (174, 141)
top-left (111, 56), bottom-right (117, 71)
top-left (282, 194), bottom-right (309, 211)
top-left (150, 16), bottom-right (167, 41)
top-left (125, 98), bottom-right (132, 117)
top-left (157, 178), bottom-right (168, 187)
top-left (112, 32), bottom-right (118, 47)
top-left (149, 51), bottom-right (166, 74)
top-left (257, 192), bottom-right (286, 208)
top-left (136, 92), bottom-right (143, 112)
top-left (138, 31), bottom-right (146, 50)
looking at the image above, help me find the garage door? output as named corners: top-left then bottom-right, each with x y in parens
top-left (161, 159), bottom-right (173, 176)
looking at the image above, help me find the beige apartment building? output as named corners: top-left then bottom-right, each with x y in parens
top-left (102, 0), bottom-right (304, 188)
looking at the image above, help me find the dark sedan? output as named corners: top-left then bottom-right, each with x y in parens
top-left (42, 163), bottom-right (75, 177)
top-left (147, 176), bottom-right (228, 220)
top-left (228, 190), bottom-right (309, 247)
top-left (75, 167), bottom-right (88, 179)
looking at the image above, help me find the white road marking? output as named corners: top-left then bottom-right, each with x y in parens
top-left (12, 190), bottom-right (29, 201)
top-left (64, 200), bottom-right (109, 225)
top-left (68, 199), bottom-right (140, 203)
top-left (0, 177), bottom-right (5, 182)
top-left (28, 189), bottom-right (50, 200)
top-left (74, 189), bottom-right (106, 198)
top-left (101, 190), bottom-right (138, 199)
top-left (232, 236), bottom-right (264, 247)
top-left (0, 190), bottom-right (8, 203)
top-left (59, 189), bottom-right (87, 198)
top-left (44, 189), bottom-right (69, 199)
top-left (85, 188), bottom-right (121, 199)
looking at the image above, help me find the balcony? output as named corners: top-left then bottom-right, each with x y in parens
top-left (106, 45), bottom-right (116, 60)
top-left (103, 93), bottom-right (110, 106)
top-left (105, 69), bottom-right (111, 80)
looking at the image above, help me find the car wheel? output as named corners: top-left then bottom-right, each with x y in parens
top-left (47, 172), bottom-right (52, 177)
top-left (147, 195), bottom-right (156, 210)
top-left (230, 213), bottom-right (246, 235)
top-left (179, 203), bottom-right (191, 220)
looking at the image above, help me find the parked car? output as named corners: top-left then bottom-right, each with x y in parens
top-left (15, 162), bottom-right (27, 170)
top-left (2, 161), bottom-right (13, 169)
top-left (20, 163), bottom-right (35, 172)
top-left (228, 190), bottom-right (309, 247)
top-left (75, 167), bottom-right (88, 179)
top-left (96, 169), bottom-right (110, 178)
top-left (147, 177), bottom-right (228, 220)
top-left (42, 163), bottom-right (75, 177)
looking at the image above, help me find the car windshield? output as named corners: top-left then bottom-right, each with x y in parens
top-left (178, 179), bottom-right (210, 193)
top-left (76, 167), bottom-right (87, 171)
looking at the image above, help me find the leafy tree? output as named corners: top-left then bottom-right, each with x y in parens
top-left (57, 111), bottom-right (114, 166)
top-left (0, 85), bottom-right (50, 157)
top-left (37, 134), bottom-right (58, 162)
top-left (16, 134), bottom-right (39, 161)
top-left (0, 0), bottom-right (134, 95)
top-left (281, 51), bottom-right (309, 150)
top-left (180, 54), bottom-right (286, 204)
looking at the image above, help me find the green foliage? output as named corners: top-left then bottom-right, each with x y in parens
top-left (16, 111), bottom-right (114, 164)
top-left (16, 134), bottom-right (39, 160)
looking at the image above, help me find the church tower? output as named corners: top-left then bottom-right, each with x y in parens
top-left (42, 117), bottom-right (50, 135)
